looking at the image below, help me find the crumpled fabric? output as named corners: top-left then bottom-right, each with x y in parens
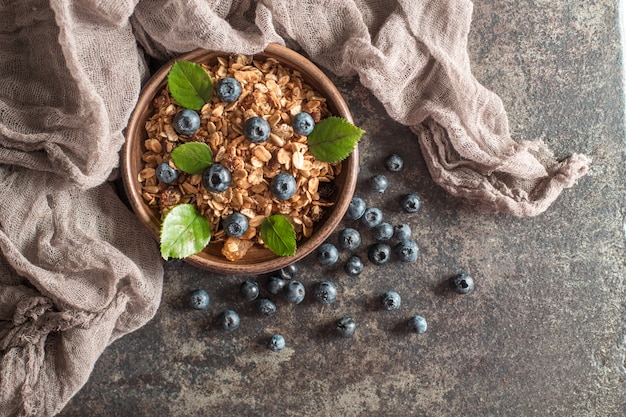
top-left (0, 0), bottom-right (589, 416)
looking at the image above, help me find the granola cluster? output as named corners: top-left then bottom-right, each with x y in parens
top-left (138, 54), bottom-right (340, 260)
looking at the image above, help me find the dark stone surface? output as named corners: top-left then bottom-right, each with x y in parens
top-left (58, 2), bottom-right (625, 416)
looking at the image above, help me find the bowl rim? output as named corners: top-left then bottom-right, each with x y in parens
top-left (122, 43), bottom-right (358, 275)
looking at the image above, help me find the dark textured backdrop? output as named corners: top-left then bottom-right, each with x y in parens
top-left (59, 1), bottom-right (625, 416)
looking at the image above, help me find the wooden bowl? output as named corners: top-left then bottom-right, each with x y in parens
top-left (122, 44), bottom-right (358, 275)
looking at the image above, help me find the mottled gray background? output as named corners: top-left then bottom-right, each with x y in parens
top-left (59, 1), bottom-right (625, 416)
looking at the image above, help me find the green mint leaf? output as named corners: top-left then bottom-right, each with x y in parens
top-left (260, 215), bottom-right (297, 257)
top-left (307, 116), bottom-right (364, 163)
top-left (171, 142), bottom-right (213, 174)
top-left (160, 204), bottom-right (211, 259)
top-left (167, 61), bottom-right (213, 110)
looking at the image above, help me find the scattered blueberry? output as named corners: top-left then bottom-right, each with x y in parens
top-left (173, 109), bottom-right (201, 136)
top-left (285, 280), bottom-right (306, 304)
top-left (218, 309), bottom-right (240, 331)
top-left (381, 291), bottom-right (401, 311)
top-left (361, 207), bottom-right (383, 228)
top-left (449, 273), bottom-right (475, 294)
top-left (408, 315), bottom-right (428, 334)
top-left (344, 255), bottom-right (364, 276)
top-left (372, 222), bottom-right (393, 241)
top-left (313, 281), bottom-right (337, 304)
top-left (393, 224), bottom-right (412, 241)
top-left (278, 263), bottom-right (299, 280)
top-left (268, 334), bottom-right (285, 351)
top-left (188, 289), bottom-right (210, 310)
top-left (384, 153), bottom-right (404, 172)
top-left (240, 280), bottom-right (259, 301)
top-left (270, 173), bottom-right (297, 200)
top-left (215, 77), bottom-right (242, 102)
top-left (368, 242), bottom-right (391, 265)
top-left (345, 197), bottom-right (366, 220)
top-left (292, 112), bottom-right (315, 135)
top-left (267, 276), bottom-right (287, 295)
top-left (335, 317), bottom-right (357, 338)
top-left (222, 212), bottom-right (249, 238)
top-left (243, 116), bottom-right (271, 143)
top-left (394, 239), bottom-right (419, 262)
top-left (370, 174), bottom-right (388, 193)
top-left (338, 228), bottom-right (361, 251)
top-left (202, 163), bottom-right (231, 193)
top-left (156, 162), bottom-right (178, 184)
top-left (317, 243), bottom-right (339, 266)
top-left (257, 298), bottom-right (277, 316)
top-left (400, 193), bottom-right (421, 213)
top-left (318, 181), bottom-right (337, 199)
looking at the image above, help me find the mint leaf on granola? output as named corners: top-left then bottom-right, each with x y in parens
top-left (167, 61), bottom-right (213, 110)
top-left (260, 215), bottom-right (296, 257)
top-left (307, 116), bottom-right (364, 163)
top-left (160, 204), bottom-right (211, 259)
top-left (171, 142), bottom-right (213, 174)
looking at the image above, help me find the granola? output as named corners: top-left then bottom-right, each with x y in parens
top-left (139, 54), bottom-right (340, 260)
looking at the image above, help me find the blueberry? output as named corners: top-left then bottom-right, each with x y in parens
top-left (257, 298), bottom-right (277, 316)
top-left (202, 163), bottom-right (231, 193)
top-left (368, 242), bottom-right (391, 265)
top-left (394, 239), bottom-right (419, 262)
top-left (244, 116), bottom-right (270, 143)
top-left (318, 181), bottom-right (337, 199)
top-left (313, 281), bottom-right (337, 304)
top-left (381, 291), bottom-right (401, 311)
top-left (335, 317), bottom-right (357, 338)
top-left (372, 222), bottom-right (393, 241)
top-left (393, 224), bottom-right (412, 241)
top-left (338, 228), bottom-right (361, 251)
top-left (292, 112), bottom-right (315, 136)
top-left (345, 197), bottom-right (366, 220)
top-left (268, 334), bottom-right (285, 351)
top-left (218, 309), bottom-right (240, 331)
top-left (277, 263), bottom-right (299, 280)
top-left (240, 280), bottom-right (259, 301)
top-left (400, 193), bottom-right (421, 213)
top-left (156, 162), bottom-right (178, 184)
top-left (267, 276), bottom-right (287, 295)
top-left (215, 77), bottom-right (242, 102)
top-left (370, 174), bottom-right (388, 193)
top-left (449, 273), bottom-right (475, 294)
top-left (270, 173), bottom-right (297, 200)
top-left (316, 243), bottom-right (339, 266)
top-left (173, 109), bottom-right (201, 136)
top-left (361, 207), bottom-right (383, 228)
top-left (188, 289), bottom-right (210, 310)
top-left (344, 255), bottom-right (364, 276)
top-left (222, 212), bottom-right (248, 238)
top-left (285, 280), bottom-right (306, 304)
top-left (384, 153), bottom-right (404, 172)
top-left (408, 315), bottom-right (427, 334)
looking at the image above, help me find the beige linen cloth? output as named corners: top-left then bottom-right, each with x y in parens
top-left (0, 0), bottom-right (589, 416)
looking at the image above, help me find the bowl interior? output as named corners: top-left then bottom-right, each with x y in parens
top-left (122, 45), bottom-right (358, 275)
